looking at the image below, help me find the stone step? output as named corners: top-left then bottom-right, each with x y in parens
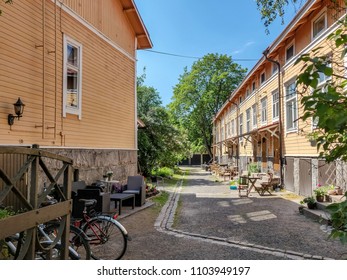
top-left (300, 194), bottom-right (345, 225)
top-left (302, 207), bottom-right (331, 225)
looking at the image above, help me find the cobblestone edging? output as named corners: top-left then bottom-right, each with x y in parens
top-left (154, 173), bottom-right (333, 260)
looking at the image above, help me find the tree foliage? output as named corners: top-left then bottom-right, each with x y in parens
top-left (169, 53), bottom-right (247, 157)
top-left (295, 3), bottom-right (347, 163)
top-left (137, 73), bottom-right (188, 176)
top-left (256, 0), bottom-right (302, 33)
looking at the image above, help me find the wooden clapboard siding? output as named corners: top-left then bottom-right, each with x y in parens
top-left (63, 0), bottom-right (136, 55)
top-left (0, 0), bottom-right (141, 149)
top-left (214, 0), bottom-right (346, 163)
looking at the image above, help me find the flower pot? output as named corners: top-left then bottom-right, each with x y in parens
top-left (316, 195), bottom-right (324, 202)
top-left (307, 202), bottom-right (316, 209)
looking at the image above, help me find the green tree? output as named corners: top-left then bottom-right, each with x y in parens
top-left (257, 0), bottom-right (347, 244)
top-left (137, 73), bottom-right (188, 176)
top-left (169, 53), bottom-right (247, 158)
top-left (256, 0), bottom-right (302, 33)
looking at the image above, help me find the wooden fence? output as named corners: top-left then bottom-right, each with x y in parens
top-left (0, 145), bottom-right (73, 259)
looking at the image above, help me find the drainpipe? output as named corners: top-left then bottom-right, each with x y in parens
top-left (230, 101), bottom-right (239, 173)
top-left (262, 48), bottom-right (284, 188)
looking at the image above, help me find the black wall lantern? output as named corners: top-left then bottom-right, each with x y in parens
top-left (8, 98), bottom-right (25, 126)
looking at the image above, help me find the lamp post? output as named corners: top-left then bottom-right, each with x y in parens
top-left (262, 48), bottom-right (284, 188)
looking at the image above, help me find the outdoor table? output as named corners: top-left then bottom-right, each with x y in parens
top-left (110, 193), bottom-right (135, 215)
top-left (100, 180), bottom-right (120, 193)
top-left (248, 176), bottom-right (260, 194)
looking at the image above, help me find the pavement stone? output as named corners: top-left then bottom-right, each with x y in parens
top-left (119, 166), bottom-right (347, 260)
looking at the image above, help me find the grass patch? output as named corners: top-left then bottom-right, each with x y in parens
top-left (150, 191), bottom-right (169, 208)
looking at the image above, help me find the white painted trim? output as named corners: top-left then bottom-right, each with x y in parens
top-left (134, 37), bottom-right (138, 150)
top-left (311, 8), bottom-right (327, 41)
top-left (63, 35), bottom-right (83, 119)
top-left (53, 0), bottom-right (135, 62)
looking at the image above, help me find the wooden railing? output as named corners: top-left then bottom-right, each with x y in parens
top-left (0, 145), bottom-right (73, 259)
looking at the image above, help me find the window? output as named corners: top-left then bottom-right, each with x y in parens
top-left (231, 119), bottom-right (235, 136)
top-left (312, 60), bottom-right (331, 129)
top-left (252, 104), bottom-right (257, 129)
top-left (239, 113), bottom-right (243, 136)
top-left (246, 108), bottom-right (251, 133)
top-left (252, 81), bottom-right (256, 92)
top-left (261, 97), bottom-right (267, 124)
top-left (286, 43), bottom-right (294, 62)
top-left (272, 61), bottom-right (278, 75)
top-left (246, 88), bottom-right (250, 98)
top-left (239, 95), bottom-right (243, 104)
top-left (221, 119), bottom-right (225, 140)
top-left (272, 91), bottom-right (279, 120)
top-left (63, 35), bottom-right (82, 118)
top-left (260, 72), bottom-right (266, 85)
top-left (285, 81), bottom-right (298, 131)
top-left (312, 12), bottom-right (326, 39)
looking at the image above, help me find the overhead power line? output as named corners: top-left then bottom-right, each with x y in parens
top-left (142, 49), bottom-right (258, 61)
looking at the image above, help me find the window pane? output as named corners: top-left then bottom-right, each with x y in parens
top-left (67, 44), bottom-right (78, 67)
top-left (313, 15), bottom-right (325, 38)
top-left (286, 45), bottom-right (294, 61)
top-left (286, 82), bottom-right (296, 99)
top-left (67, 68), bottom-right (78, 107)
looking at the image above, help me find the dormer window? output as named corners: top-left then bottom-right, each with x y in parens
top-left (260, 72), bottom-right (266, 85)
top-left (286, 42), bottom-right (295, 62)
top-left (312, 11), bottom-right (327, 39)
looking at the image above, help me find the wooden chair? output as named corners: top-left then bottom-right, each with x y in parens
top-left (222, 167), bottom-right (233, 181)
top-left (238, 176), bottom-right (250, 197)
top-left (255, 172), bottom-right (278, 196)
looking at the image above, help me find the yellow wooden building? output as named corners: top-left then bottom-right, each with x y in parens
top-left (213, 0), bottom-right (346, 196)
top-left (0, 0), bottom-right (152, 184)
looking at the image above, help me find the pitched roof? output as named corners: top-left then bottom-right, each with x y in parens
top-left (120, 0), bottom-right (153, 49)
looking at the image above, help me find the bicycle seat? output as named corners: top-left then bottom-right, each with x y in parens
top-left (78, 198), bottom-right (97, 208)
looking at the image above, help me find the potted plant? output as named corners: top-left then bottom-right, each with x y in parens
top-left (313, 185), bottom-right (326, 202)
top-left (300, 196), bottom-right (317, 209)
top-left (106, 170), bottom-right (113, 181)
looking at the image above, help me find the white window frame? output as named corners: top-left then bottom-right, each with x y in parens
top-left (63, 35), bottom-right (83, 119)
top-left (231, 119), bottom-right (235, 137)
top-left (246, 87), bottom-right (251, 98)
top-left (312, 60), bottom-right (331, 129)
top-left (272, 90), bottom-right (279, 121)
top-left (272, 57), bottom-right (279, 75)
top-left (285, 80), bottom-right (298, 132)
top-left (252, 104), bottom-right (257, 129)
top-left (246, 108), bottom-right (251, 133)
top-left (252, 81), bottom-right (256, 92)
top-left (239, 113), bottom-right (243, 137)
top-left (261, 97), bottom-right (267, 125)
top-left (286, 40), bottom-right (295, 62)
top-left (312, 10), bottom-right (327, 40)
top-left (260, 71), bottom-right (266, 85)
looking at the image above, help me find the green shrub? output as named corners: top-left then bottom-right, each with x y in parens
top-left (152, 167), bottom-right (174, 178)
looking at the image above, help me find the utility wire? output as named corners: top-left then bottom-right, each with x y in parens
top-left (142, 49), bottom-right (258, 61)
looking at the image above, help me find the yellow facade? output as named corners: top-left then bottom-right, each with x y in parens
top-left (0, 0), bottom-right (152, 184)
top-left (0, 0), bottom-right (151, 149)
top-left (213, 0), bottom-right (346, 193)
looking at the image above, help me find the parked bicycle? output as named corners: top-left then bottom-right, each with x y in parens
top-left (2, 199), bottom-right (91, 260)
top-left (72, 198), bottom-right (130, 260)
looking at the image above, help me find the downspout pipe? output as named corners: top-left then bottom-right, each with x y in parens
top-left (262, 48), bottom-right (284, 188)
top-left (229, 101), bottom-right (239, 173)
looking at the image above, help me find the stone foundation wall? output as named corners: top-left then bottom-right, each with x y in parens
top-left (43, 148), bottom-right (138, 186)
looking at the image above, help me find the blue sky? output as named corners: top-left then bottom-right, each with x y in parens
top-left (135, 0), bottom-right (298, 106)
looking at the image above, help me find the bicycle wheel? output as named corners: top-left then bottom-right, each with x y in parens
top-left (42, 223), bottom-right (91, 260)
top-left (82, 215), bottom-right (127, 260)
